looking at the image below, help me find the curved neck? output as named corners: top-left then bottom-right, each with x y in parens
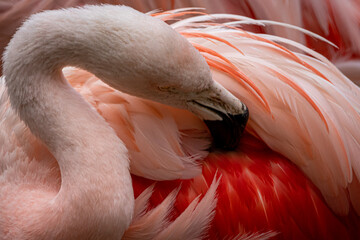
top-left (3, 7), bottom-right (134, 239)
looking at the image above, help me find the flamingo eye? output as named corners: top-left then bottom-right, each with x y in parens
top-left (158, 86), bottom-right (178, 93)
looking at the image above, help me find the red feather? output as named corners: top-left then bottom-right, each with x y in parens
top-left (132, 133), bottom-right (360, 239)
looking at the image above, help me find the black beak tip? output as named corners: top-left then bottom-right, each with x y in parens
top-left (204, 107), bottom-right (249, 151)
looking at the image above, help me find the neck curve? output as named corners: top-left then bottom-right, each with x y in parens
top-left (3, 6), bottom-right (136, 239)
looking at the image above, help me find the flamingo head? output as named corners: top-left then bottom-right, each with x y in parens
top-left (102, 18), bottom-right (249, 150)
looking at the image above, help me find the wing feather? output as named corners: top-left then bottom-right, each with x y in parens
top-left (165, 13), bottom-right (360, 215)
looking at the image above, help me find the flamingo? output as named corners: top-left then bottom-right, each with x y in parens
top-left (1, 4), bottom-right (360, 240)
top-left (0, 5), bottom-right (249, 239)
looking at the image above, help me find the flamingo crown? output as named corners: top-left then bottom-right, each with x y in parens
top-left (1, 5), bottom-right (248, 239)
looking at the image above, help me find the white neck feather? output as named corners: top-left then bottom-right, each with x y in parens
top-left (2, 5), bottom-right (146, 239)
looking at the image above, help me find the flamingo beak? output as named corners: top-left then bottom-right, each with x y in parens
top-left (191, 100), bottom-right (249, 151)
top-left (204, 105), bottom-right (249, 151)
top-left (187, 82), bottom-right (249, 151)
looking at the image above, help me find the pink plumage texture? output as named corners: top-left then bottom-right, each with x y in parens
top-left (1, 1), bottom-right (360, 239)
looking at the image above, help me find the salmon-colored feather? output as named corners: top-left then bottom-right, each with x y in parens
top-left (204, 57), bottom-right (270, 112)
top-left (180, 32), bottom-right (244, 55)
